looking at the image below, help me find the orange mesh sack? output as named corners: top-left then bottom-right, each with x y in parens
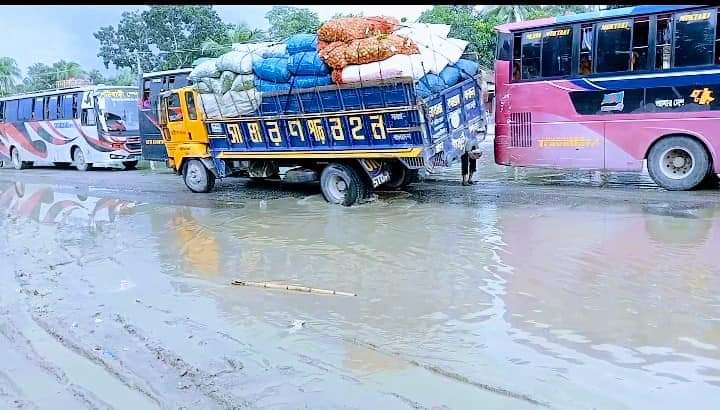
top-left (317, 40), bottom-right (330, 52)
top-left (331, 70), bottom-right (344, 85)
top-left (318, 41), bottom-right (349, 70)
top-left (343, 34), bottom-right (419, 66)
top-left (317, 16), bottom-right (400, 43)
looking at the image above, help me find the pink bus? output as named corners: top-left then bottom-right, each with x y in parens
top-left (494, 5), bottom-right (720, 190)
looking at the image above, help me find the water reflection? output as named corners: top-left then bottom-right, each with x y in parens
top-left (0, 181), bottom-right (138, 228)
top-left (3, 178), bottom-right (720, 407)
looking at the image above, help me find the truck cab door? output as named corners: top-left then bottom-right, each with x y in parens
top-left (158, 91), bottom-right (185, 145)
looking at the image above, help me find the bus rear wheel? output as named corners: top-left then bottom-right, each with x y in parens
top-left (10, 147), bottom-right (32, 170)
top-left (122, 161), bottom-right (138, 170)
top-left (320, 162), bottom-right (366, 206)
top-left (183, 159), bottom-right (215, 193)
top-left (73, 147), bottom-right (93, 172)
top-left (647, 136), bottom-right (710, 191)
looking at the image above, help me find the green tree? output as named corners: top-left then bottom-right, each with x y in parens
top-left (87, 69), bottom-right (105, 85)
top-left (480, 5), bottom-right (543, 23)
top-left (21, 63), bottom-right (56, 91)
top-left (94, 6), bottom-right (229, 73)
top-left (418, 6), bottom-right (499, 68)
top-left (107, 68), bottom-right (137, 86)
top-left (201, 23), bottom-right (268, 58)
top-left (0, 57), bottom-right (21, 96)
top-left (265, 6), bottom-right (321, 40)
top-left (51, 60), bottom-right (85, 80)
top-left (527, 5), bottom-right (592, 20)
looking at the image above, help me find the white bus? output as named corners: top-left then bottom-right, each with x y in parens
top-left (0, 85), bottom-right (141, 171)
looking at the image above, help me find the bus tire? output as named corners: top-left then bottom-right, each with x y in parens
top-left (320, 162), bottom-right (364, 206)
top-left (122, 161), bottom-right (138, 170)
top-left (647, 136), bottom-right (710, 191)
top-left (10, 147), bottom-right (32, 170)
top-left (72, 147), bottom-right (93, 172)
top-left (183, 159), bottom-right (216, 193)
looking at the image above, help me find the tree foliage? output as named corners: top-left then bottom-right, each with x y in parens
top-left (0, 57), bottom-right (21, 96)
top-left (94, 6), bottom-right (229, 72)
top-left (201, 23), bottom-right (268, 58)
top-left (265, 6), bottom-right (321, 41)
top-left (418, 6), bottom-right (499, 68)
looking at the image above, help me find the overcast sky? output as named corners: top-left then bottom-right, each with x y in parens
top-left (0, 5), bottom-right (440, 77)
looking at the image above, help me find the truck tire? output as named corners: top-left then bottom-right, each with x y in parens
top-left (10, 147), bottom-right (32, 170)
top-left (320, 163), bottom-right (365, 206)
top-left (122, 161), bottom-right (139, 170)
top-left (384, 162), bottom-right (419, 189)
top-left (647, 136), bottom-right (710, 191)
top-left (184, 159), bottom-right (216, 193)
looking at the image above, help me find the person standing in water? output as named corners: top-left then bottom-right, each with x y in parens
top-left (461, 145), bottom-right (480, 186)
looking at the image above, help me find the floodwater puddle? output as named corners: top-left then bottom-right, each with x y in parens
top-left (2, 178), bottom-right (720, 409)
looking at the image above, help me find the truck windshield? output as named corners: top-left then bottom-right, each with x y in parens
top-left (97, 89), bottom-right (140, 132)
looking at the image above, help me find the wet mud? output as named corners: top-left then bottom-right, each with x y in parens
top-left (1, 143), bottom-right (720, 409)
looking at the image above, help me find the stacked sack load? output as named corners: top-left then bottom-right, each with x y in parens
top-left (186, 17), bottom-right (482, 120)
top-left (188, 43), bottom-right (265, 119)
top-left (396, 23), bottom-right (480, 98)
top-left (317, 16), bottom-right (425, 84)
top-left (253, 34), bottom-right (332, 93)
top-left (316, 18), bottom-right (481, 98)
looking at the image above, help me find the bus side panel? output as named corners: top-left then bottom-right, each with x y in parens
top-left (604, 117), bottom-right (720, 172)
top-left (0, 127), bottom-right (9, 162)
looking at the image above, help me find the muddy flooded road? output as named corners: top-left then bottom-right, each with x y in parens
top-left (1, 152), bottom-right (720, 409)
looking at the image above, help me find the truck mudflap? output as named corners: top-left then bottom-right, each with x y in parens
top-left (357, 159), bottom-right (391, 188)
top-left (422, 119), bottom-right (486, 173)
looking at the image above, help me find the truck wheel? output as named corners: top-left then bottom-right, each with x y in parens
top-left (73, 147), bottom-right (93, 171)
top-left (320, 163), bottom-right (365, 206)
top-left (647, 136), bottom-right (710, 191)
top-left (384, 162), bottom-right (419, 189)
top-left (122, 161), bottom-right (138, 170)
top-left (184, 159), bottom-right (216, 193)
top-left (10, 147), bottom-right (32, 170)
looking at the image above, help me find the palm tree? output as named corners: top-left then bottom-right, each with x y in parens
top-left (481, 5), bottom-right (543, 23)
top-left (0, 57), bottom-right (21, 96)
top-left (201, 24), bottom-right (268, 58)
top-left (51, 60), bottom-right (86, 81)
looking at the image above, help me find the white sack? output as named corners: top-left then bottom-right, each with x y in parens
top-left (188, 59), bottom-right (220, 81)
top-left (231, 42), bottom-right (273, 54)
top-left (216, 51), bottom-right (257, 74)
top-left (231, 74), bottom-right (255, 91)
top-left (395, 23), bottom-right (467, 74)
top-left (200, 89), bottom-right (261, 120)
top-left (340, 54), bottom-right (428, 84)
top-left (259, 43), bottom-right (288, 58)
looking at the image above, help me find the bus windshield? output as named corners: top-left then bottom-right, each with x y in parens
top-left (97, 89), bottom-right (140, 132)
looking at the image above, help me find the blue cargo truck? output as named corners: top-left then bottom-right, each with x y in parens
top-left (157, 76), bottom-right (486, 206)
